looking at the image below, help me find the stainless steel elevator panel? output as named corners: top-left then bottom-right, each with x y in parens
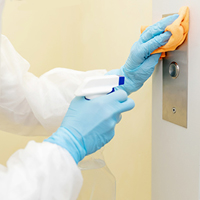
top-left (162, 35), bottom-right (188, 128)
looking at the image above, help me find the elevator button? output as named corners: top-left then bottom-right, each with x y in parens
top-left (169, 62), bottom-right (179, 79)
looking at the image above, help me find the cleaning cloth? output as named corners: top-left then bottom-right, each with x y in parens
top-left (141, 6), bottom-right (189, 58)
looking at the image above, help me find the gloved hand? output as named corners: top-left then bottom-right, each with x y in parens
top-left (44, 90), bottom-right (135, 164)
top-left (107, 14), bottom-right (179, 95)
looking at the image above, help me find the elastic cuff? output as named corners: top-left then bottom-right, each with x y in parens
top-left (44, 127), bottom-right (86, 164)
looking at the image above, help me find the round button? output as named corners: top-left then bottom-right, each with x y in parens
top-left (169, 62), bottom-right (180, 79)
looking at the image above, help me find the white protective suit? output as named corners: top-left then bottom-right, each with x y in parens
top-left (0, 0), bottom-right (107, 198)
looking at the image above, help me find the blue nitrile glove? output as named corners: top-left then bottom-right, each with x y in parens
top-left (107, 14), bottom-right (179, 95)
top-left (44, 90), bottom-right (135, 164)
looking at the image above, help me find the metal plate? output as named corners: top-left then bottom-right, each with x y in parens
top-left (162, 13), bottom-right (177, 18)
top-left (162, 14), bottom-right (188, 128)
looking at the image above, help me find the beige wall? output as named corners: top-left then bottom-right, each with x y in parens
top-left (1, 0), bottom-right (152, 199)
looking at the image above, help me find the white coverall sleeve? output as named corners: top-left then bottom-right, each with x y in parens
top-left (0, 35), bottom-right (107, 136)
top-left (0, 141), bottom-right (83, 200)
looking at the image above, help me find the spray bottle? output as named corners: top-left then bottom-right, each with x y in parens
top-left (76, 75), bottom-right (125, 200)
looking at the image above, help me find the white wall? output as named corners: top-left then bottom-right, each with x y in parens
top-left (152, 1), bottom-right (200, 200)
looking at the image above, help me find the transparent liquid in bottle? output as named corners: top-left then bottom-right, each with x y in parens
top-left (77, 150), bottom-right (116, 200)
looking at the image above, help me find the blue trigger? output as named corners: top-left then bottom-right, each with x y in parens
top-left (119, 76), bottom-right (125, 85)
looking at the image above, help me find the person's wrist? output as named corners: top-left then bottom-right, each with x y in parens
top-left (120, 65), bottom-right (143, 93)
top-left (44, 127), bottom-right (86, 164)
top-left (106, 67), bottom-right (142, 95)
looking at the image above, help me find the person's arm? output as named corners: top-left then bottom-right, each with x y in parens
top-left (0, 141), bottom-right (83, 200)
top-left (107, 14), bottom-right (179, 95)
top-left (0, 35), bottom-right (106, 136)
top-left (0, 88), bottom-right (134, 199)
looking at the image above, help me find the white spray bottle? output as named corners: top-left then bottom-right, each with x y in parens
top-left (76, 75), bottom-right (124, 200)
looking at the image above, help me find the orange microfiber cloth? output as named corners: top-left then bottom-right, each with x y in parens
top-left (141, 6), bottom-right (189, 58)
